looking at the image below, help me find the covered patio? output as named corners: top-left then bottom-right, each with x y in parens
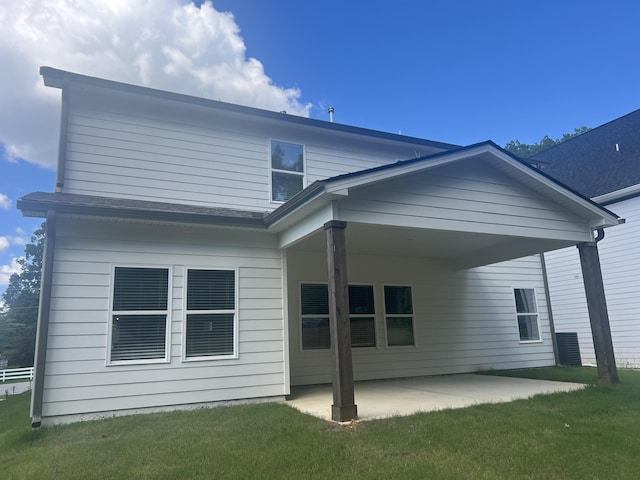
top-left (286, 374), bottom-right (586, 421)
top-left (268, 142), bottom-right (621, 421)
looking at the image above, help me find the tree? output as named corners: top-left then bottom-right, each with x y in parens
top-left (504, 126), bottom-right (591, 158)
top-left (0, 223), bottom-right (45, 367)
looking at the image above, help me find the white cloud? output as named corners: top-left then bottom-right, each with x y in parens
top-left (0, 237), bottom-right (9, 253)
top-left (0, 0), bottom-right (311, 168)
top-left (0, 228), bottom-right (29, 253)
top-left (0, 193), bottom-right (11, 210)
top-left (0, 257), bottom-right (23, 286)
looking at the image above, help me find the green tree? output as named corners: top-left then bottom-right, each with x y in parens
top-left (0, 223), bottom-right (45, 367)
top-left (504, 126), bottom-right (591, 158)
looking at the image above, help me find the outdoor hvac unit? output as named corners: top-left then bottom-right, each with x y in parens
top-left (556, 332), bottom-right (582, 366)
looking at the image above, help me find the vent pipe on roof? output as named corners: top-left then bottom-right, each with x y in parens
top-left (328, 106), bottom-right (335, 123)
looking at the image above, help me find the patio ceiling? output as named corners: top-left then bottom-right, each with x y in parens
top-left (285, 222), bottom-right (580, 269)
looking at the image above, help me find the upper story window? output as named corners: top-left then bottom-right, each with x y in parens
top-left (271, 140), bottom-right (305, 202)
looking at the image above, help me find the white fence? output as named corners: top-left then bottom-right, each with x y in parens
top-left (1, 367), bottom-right (34, 382)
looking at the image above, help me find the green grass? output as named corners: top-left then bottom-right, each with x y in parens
top-left (1, 367), bottom-right (639, 479)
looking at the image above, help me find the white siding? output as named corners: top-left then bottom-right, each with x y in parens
top-left (42, 216), bottom-right (286, 421)
top-left (546, 196), bottom-right (640, 367)
top-left (60, 89), bottom-right (445, 211)
top-left (287, 251), bottom-right (554, 385)
top-left (339, 161), bottom-right (591, 240)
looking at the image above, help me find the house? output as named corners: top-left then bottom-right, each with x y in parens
top-left (18, 67), bottom-right (621, 426)
top-left (533, 109), bottom-right (640, 368)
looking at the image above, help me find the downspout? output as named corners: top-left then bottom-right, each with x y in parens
top-left (30, 210), bottom-right (57, 428)
top-left (539, 252), bottom-right (559, 365)
top-left (55, 83), bottom-right (69, 192)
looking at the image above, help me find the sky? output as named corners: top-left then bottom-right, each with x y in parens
top-left (1, 0), bottom-right (639, 299)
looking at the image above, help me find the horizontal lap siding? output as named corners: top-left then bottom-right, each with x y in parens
top-left (339, 161), bottom-right (590, 238)
top-left (288, 252), bottom-right (554, 385)
top-left (546, 196), bottom-right (640, 367)
top-left (42, 216), bottom-right (286, 419)
top-left (61, 92), bottom-right (445, 210)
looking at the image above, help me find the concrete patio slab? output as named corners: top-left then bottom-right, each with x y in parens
top-left (286, 374), bottom-right (586, 421)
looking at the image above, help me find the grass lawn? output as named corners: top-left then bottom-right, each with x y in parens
top-left (1, 367), bottom-right (639, 479)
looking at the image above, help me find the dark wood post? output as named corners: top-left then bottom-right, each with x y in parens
top-left (577, 241), bottom-right (620, 384)
top-left (324, 220), bottom-right (358, 421)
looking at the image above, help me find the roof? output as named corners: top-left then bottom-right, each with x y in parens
top-left (40, 66), bottom-right (459, 152)
top-left (17, 192), bottom-right (267, 228)
top-left (532, 109), bottom-right (640, 199)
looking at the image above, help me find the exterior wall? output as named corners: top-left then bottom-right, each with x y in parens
top-left (287, 251), bottom-right (555, 385)
top-left (339, 161), bottom-right (592, 239)
top-left (60, 87), bottom-right (444, 211)
top-left (42, 216), bottom-right (286, 422)
top-left (546, 196), bottom-right (640, 367)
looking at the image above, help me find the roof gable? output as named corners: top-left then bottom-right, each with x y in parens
top-left (266, 142), bottom-right (620, 230)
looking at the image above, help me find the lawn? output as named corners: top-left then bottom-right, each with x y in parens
top-left (1, 367), bottom-right (639, 479)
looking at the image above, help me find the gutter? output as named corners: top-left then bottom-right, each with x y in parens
top-left (592, 183), bottom-right (640, 206)
top-left (30, 211), bottom-right (57, 428)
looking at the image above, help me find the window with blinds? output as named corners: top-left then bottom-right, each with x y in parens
top-left (185, 269), bottom-right (236, 358)
top-left (110, 267), bottom-right (170, 363)
top-left (384, 285), bottom-right (415, 347)
top-left (300, 283), bottom-right (376, 350)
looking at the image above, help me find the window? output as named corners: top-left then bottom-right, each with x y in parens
top-left (300, 284), bottom-right (330, 350)
top-left (185, 269), bottom-right (236, 359)
top-left (514, 288), bottom-right (540, 342)
top-left (348, 285), bottom-right (376, 348)
top-left (271, 140), bottom-right (304, 202)
top-left (110, 267), bottom-right (170, 363)
top-left (384, 286), bottom-right (415, 346)
top-left (300, 283), bottom-right (376, 350)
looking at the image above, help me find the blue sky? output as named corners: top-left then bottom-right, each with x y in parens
top-left (1, 0), bottom-right (639, 298)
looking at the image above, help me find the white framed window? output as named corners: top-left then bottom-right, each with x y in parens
top-left (300, 283), bottom-right (376, 350)
top-left (184, 268), bottom-right (237, 360)
top-left (109, 266), bottom-right (171, 364)
top-left (384, 285), bottom-right (415, 347)
top-left (270, 140), bottom-right (305, 202)
top-left (300, 283), bottom-right (330, 350)
top-left (348, 285), bottom-right (376, 348)
top-left (513, 288), bottom-right (541, 342)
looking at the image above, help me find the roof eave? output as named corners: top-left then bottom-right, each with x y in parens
top-left (17, 193), bottom-right (268, 229)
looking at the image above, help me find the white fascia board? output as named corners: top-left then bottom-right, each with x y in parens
top-left (592, 183), bottom-right (640, 205)
top-left (277, 202), bottom-right (336, 248)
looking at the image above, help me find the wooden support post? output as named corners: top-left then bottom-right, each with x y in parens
top-left (577, 241), bottom-right (620, 384)
top-left (324, 220), bottom-right (358, 421)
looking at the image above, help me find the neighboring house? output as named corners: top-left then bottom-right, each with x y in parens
top-left (18, 67), bottom-right (620, 426)
top-left (533, 109), bottom-right (640, 368)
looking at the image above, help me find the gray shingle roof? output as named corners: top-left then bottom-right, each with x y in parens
top-left (532, 109), bottom-right (640, 198)
top-left (17, 192), bottom-right (267, 228)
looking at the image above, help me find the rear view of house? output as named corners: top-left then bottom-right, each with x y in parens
top-left (19, 67), bottom-right (620, 426)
